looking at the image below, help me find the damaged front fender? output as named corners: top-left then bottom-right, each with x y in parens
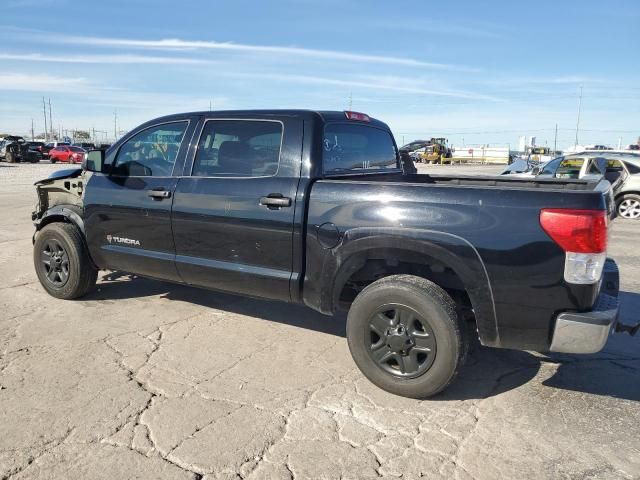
top-left (32, 168), bottom-right (87, 237)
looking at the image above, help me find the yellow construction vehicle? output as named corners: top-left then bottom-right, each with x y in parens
top-left (418, 137), bottom-right (452, 164)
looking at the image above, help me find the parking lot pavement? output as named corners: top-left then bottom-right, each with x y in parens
top-left (1, 162), bottom-right (639, 480)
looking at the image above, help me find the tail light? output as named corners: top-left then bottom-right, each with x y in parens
top-left (344, 111), bottom-right (370, 122)
top-left (540, 209), bottom-right (608, 284)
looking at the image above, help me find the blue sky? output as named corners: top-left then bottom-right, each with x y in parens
top-left (0, 0), bottom-right (638, 149)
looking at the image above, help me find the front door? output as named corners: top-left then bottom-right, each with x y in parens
top-left (171, 117), bottom-right (301, 301)
top-left (84, 119), bottom-right (194, 281)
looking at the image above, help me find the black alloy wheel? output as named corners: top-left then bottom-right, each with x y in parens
top-left (40, 238), bottom-right (70, 287)
top-left (367, 304), bottom-right (437, 378)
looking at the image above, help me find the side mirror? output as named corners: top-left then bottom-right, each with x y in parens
top-left (83, 149), bottom-right (105, 173)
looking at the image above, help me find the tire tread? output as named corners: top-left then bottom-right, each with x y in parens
top-left (347, 274), bottom-right (466, 398)
top-left (33, 222), bottom-right (97, 299)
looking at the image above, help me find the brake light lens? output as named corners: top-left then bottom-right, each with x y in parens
top-left (540, 209), bottom-right (607, 253)
top-left (344, 111), bottom-right (370, 122)
top-left (540, 209), bottom-right (608, 284)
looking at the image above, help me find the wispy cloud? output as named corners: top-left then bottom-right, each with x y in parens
top-left (0, 52), bottom-right (211, 65)
top-left (229, 72), bottom-right (502, 101)
top-left (0, 73), bottom-right (88, 92)
top-left (37, 32), bottom-right (478, 72)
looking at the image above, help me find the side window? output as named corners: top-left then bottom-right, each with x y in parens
top-left (192, 120), bottom-right (282, 177)
top-left (112, 121), bottom-right (188, 177)
top-left (555, 158), bottom-right (584, 179)
top-left (604, 159), bottom-right (625, 183)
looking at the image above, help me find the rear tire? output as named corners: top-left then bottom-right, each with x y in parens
top-left (347, 274), bottom-right (466, 398)
top-left (33, 223), bottom-right (98, 299)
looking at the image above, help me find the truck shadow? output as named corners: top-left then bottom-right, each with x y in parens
top-left (90, 272), bottom-right (640, 402)
top-left (93, 271), bottom-right (347, 337)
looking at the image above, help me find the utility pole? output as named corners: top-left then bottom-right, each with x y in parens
top-left (553, 123), bottom-right (558, 153)
top-left (42, 97), bottom-right (48, 142)
top-left (348, 91), bottom-right (353, 110)
top-left (574, 85), bottom-right (583, 147)
top-left (48, 98), bottom-right (53, 140)
top-left (113, 109), bottom-right (118, 140)
top-left (31, 119), bottom-right (35, 141)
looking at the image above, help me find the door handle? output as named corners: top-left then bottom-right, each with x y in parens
top-left (148, 189), bottom-right (171, 199)
top-left (259, 194), bottom-right (292, 209)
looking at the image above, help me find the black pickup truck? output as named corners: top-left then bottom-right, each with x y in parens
top-left (31, 110), bottom-right (628, 398)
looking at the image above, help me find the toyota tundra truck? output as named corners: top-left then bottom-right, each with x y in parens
top-left (31, 110), bottom-right (630, 398)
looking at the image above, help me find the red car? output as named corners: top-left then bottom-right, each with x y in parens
top-left (49, 146), bottom-right (85, 164)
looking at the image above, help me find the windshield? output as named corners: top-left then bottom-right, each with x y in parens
top-left (323, 123), bottom-right (398, 175)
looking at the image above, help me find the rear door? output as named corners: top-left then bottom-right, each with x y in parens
top-left (84, 119), bottom-right (195, 281)
top-left (171, 116), bottom-right (302, 301)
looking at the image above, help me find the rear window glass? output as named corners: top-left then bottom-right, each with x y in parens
top-left (323, 123), bottom-right (398, 175)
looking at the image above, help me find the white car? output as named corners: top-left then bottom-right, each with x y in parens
top-left (502, 154), bottom-right (605, 181)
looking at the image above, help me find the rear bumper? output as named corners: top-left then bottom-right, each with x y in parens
top-left (550, 259), bottom-right (619, 354)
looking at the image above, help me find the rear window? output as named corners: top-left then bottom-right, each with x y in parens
top-left (70, 146), bottom-right (85, 152)
top-left (323, 123), bottom-right (398, 175)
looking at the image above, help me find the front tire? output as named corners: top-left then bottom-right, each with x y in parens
top-left (33, 223), bottom-right (98, 299)
top-left (616, 194), bottom-right (640, 220)
top-left (6, 151), bottom-right (15, 163)
top-left (347, 275), bottom-right (466, 398)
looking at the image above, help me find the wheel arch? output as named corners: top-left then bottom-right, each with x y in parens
top-left (34, 204), bottom-right (85, 239)
top-left (615, 190), bottom-right (640, 201)
top-left (306, 227), bottom-right (499, 347)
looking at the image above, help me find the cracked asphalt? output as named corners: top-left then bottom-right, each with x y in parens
top-left (1, 162), bottom-right (639, 480)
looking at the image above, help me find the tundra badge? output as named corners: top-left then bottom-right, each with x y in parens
top-left (106, 234), bottom-right (141, 246)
